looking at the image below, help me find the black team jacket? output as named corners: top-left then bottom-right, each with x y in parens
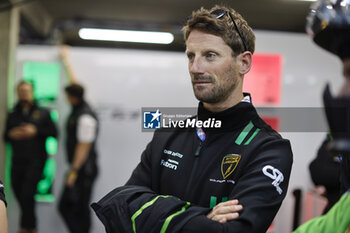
top-left (92, 185), bottom-right (210, 233)
top-left (94, 99), bottom-right (293, 233)
top-left (66, 100), bottom-right (98, 176)
top-left (4, 103), bottom-right (57, 165)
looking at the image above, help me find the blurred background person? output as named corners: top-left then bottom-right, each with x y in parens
top-left (58, 46), bottom-right (99, 233)
top-left (306, 0), bottom-right (350, 214)
top-left (58, 48), bottom-right (99, 233)
top-left (3, 81), bottom-right (58, 233)
top-left (58, 83), bottom-right (99, 233)
top-left (0, 180), bottom-right (8, 233)
top-left (293, 0), bottom-right (350, 232)
top-left (309, 134), bottom-right (341, 213)
top-left (293, 190), bottom-right (350, 233)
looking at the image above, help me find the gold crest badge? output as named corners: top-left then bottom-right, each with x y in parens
top-left (32, 110), bottom-right (40, 120)
top-left (221, 154), bottom-right (241, 179)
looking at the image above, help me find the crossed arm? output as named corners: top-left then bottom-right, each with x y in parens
top-left (5, 110), bottom-right (57, 141)
top-left (0, 200), bottom-right (7, 233)
top-left (0, 181), bottom-right (7, 233)
top-left (126, 136), bottom-right (293, 233)
top-left (207, 199), bottom-right (243, 223)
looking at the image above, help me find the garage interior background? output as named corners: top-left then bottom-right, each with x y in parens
top-left (0, 0), bottom-right (344, 233)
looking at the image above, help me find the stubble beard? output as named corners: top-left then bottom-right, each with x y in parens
top-left (192, 65), bottom-right (237, 104)
top-left (19, 99), bottom-right (33, 107)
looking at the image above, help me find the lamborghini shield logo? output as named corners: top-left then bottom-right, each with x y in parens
top-left (221, 154), bottom-right (241, 179)
top-left (32, 110), bottom-right (40, 120)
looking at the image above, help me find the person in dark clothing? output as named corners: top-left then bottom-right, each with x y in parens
top-left (308, 69), bottom-right (350, 214)
top-left (309, 137), bottom-right (342, 213)
top-left (3, 81), bottom-right (58, 233)
top-left (307, 0), bottom-right (350, 209)
top-left (0, 180), bottom-right (8, 233)
top-left (58, 83), bottom-right (99, 233)
top-left (309, 60), bottom-right (350, 213)
top-left (293, 1), bottom-right (350, 231)
top-left (94, 5), bottom-right (293, 233)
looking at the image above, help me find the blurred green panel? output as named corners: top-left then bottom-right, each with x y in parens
top-left (50, 109), bottom-right (59, 122)
top-left (45, 136), bottom-right (58, 156)
top-left (23, 62), bottom-right (60, 100)
top-left (35, 157), bottom-right (56, 203)
top-left (34, 194), bottom-right (55, 203)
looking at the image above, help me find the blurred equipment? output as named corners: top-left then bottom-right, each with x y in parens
top-left (307, 0), bottom-right (350, 191)
top-left (306, 0), bottom-right (350, 59)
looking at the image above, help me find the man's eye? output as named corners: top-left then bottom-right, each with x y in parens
top-left (206, 53), bottom-right (216, 59)
top-left (187, 54), bottom-right (194, 61)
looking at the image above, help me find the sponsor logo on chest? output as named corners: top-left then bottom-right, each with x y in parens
top-left (209, 154), bottom-right (241, 184)
top-left (160, 149), bottom-right (183, 171)
top-left (32, 110), bottom-right (40, 120)
top-left (221, 154), bottom-right (241, 179)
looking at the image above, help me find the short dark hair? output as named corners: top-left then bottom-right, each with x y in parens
top-left (183, 5), bottom-right (255, 56)
top-left (17, 80), bottom-right (34, 90)
top-left (65, 83), bottom-right (84, 100)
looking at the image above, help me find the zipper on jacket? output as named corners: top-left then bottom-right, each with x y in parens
top-left (194, 141), bottom-right (202, 157)
top-left (184, 141), bottom-right (202, 198)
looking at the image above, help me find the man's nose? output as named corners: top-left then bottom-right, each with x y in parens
top-left (189, 57), bottom-right (204, 74)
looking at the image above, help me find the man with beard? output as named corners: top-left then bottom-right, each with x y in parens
top-left (3, 81), bottom-right (57, 233)
top-left (93, 5), bottom-right (293, 233)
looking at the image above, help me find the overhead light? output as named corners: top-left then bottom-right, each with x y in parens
top-left (78, 28), bottom-right (174, 44)
top-left (295, 0), bottom-right (317, 1)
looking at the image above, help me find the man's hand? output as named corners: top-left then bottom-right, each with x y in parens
top-left (8, 123), bottom-right (37, 140)
top-left (21, 123), bottom-right (37, 138)
top-left (8, 127), bottom-right (26, 140)
top-left (207, 199), bottom-right (243, 224)
top-left (66, 170), bottom-right (78, 188)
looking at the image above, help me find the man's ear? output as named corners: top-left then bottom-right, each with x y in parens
top-left (238, 51), bottom-right (252, 75)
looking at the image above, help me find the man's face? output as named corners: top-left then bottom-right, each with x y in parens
top-left (17, 83), bottom-right (34, 104)
top-left (66, 94), bottom-right (78, 106)
top-left (343, 58), bottom-right (350, 80)
top-left (337, 58), bottom-right (350, 97)
top-left (185, 29), bottom-right (241, 104)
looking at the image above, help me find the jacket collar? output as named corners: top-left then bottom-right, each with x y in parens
top-left (72, 100), bottom-right (88, 112)
top-left (197, 93), bottom-right (258, 132)
top-left (14, 101), bottom-right (38, 114)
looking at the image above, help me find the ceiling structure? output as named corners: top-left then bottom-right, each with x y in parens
top-left (3, 0), bottom-right (315, 51)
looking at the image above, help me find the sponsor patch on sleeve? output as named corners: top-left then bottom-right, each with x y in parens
top-left (262, 165), bottom-right (284, 195)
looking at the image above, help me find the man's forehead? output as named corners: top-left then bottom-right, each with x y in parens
top-left (187, 29), bottom-right (222, 41)
top-left (185, 30), bottom-right (230, 51)
top-left (18, 83), bottom-right (33, 90)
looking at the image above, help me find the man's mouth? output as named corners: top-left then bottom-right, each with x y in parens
top-left (193, 77), bottom-right (212, 85)
top-left (193, 81), bottom-right (211, 86)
